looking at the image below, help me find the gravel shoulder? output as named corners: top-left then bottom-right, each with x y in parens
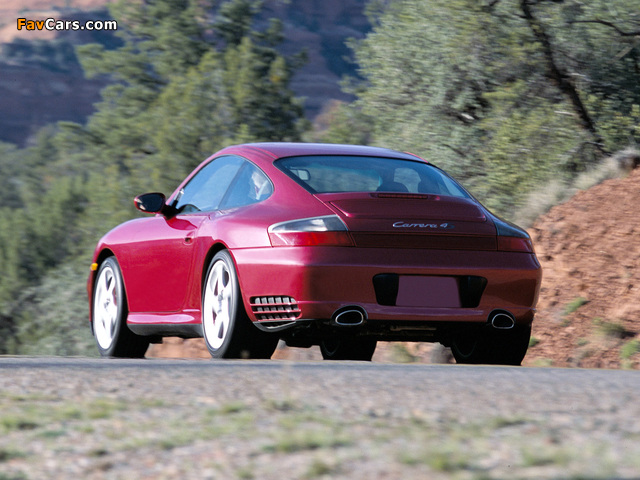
top-left (1, 357), bottom-right (640, 479)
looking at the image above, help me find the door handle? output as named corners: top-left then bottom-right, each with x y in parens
top-left (183, 232), bottom-right (195, 245)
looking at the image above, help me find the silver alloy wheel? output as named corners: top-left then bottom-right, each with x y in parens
top-left (203, 258), bottom-right (234, 350)
top-left (93, 262), bottom-right (120, 351)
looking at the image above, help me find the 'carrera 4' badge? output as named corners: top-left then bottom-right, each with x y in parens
top-left (393, 221), bottom-right (455, 230)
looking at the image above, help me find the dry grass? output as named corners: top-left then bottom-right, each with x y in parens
top-left (516, 148), bottom-right (639, 228)
top-left (1, 386), bottom-right (639, 479)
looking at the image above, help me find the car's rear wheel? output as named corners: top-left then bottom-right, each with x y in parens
top-left (202, 250), bottom-right (278, 359)
top-left (92, 257), bottom-right (149, 358)
top-left (320, 337), bottom-right (377, 361)
top-left (451, 325), bottom-right (531, 365)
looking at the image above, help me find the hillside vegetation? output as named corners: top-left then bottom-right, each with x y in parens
top-left (1, 0), bottom-right (639, 363)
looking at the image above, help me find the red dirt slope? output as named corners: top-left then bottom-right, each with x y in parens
top-left (524, 167), bottom-right (640, 368)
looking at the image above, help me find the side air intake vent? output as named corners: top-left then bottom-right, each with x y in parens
top-left (250, 296), bottom-right (301, 321)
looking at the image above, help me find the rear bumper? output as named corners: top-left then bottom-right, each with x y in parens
top-left (232, 245), bottom-right (541, 327)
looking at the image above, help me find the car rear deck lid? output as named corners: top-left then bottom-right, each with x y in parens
top-left (319, 192), bottom-right (487, 222)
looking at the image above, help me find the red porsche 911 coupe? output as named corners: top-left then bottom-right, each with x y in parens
top-left (88, 143), bottom-right (541, 364)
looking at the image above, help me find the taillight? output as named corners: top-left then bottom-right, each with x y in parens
top-left (497, 236), bottom-right (534, 253)
top-left (268, 215), bottom-right (353, 247)
top-left (494, 217), bottom-right (534, 253)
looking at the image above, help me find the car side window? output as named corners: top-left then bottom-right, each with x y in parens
top-left (173, 156), bottom-right (244, 213)
top-left (220, 163), bottom-right (273, 210)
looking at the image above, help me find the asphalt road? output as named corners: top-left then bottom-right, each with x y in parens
top-left (1, 356), bottom-right (639, 414)
top-left (1, 357), bottom-right (640, 431)
top-left (1, 357), bottom-right (640, 479)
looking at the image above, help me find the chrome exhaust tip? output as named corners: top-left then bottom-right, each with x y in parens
top-left (333, 308), bottom-right (366, 326)
top-left (490, 312), bottom-right (516, 330)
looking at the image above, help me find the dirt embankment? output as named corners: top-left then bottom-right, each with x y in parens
top-left (524, 166), bottom-right (640, 368)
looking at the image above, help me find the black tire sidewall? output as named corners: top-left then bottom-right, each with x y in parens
top-left (451, 325), bottom-right (531, 365)
top-left (320, 337), bottom-right (377, 361)
top-left (450, 328), bottom-right (485, 364)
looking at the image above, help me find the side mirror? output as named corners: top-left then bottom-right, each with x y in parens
top-left (134, 193), bottom-right (176, 217)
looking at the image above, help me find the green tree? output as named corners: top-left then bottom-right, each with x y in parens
top-left (75, 0), bottom-right (306, 194)
top-left (311, 100), bottom-right (373, 145)
top-left (336, 0), bottom-right (640, 216)
top-left (345, 0), bottom-right (504, 184)
top-left (213, 0), bottom-right (263, 47)
top-left (223, 36), bottom-right (306, 142)
top-left (0, 142), bottom-right (24, 209)
top-left (7, 263), bottom-right (96, 356)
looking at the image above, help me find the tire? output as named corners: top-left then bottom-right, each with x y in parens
top-left (202, 250), bottom-right (278, 359)
top-left (320, 337), bottom-right (377, 361)
top-left (451, 325), bottom-right (531, 366)
top-left (92, 257), bottom-right (149, 358)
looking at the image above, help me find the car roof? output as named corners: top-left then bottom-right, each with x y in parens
top-left (217, 142), bottom-right (426, 164)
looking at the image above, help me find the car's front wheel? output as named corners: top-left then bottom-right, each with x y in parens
top-left (92, 257), bottom-right (149, 358)
top-left (451, 325), bottom-right (531, 365)
top-left (320, 337), bottom-right (377, 361)
top-left (202, 250), bottom-right (278, 359)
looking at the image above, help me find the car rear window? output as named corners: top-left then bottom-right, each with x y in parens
top-left (275, 155), bottom-right (470, 198)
